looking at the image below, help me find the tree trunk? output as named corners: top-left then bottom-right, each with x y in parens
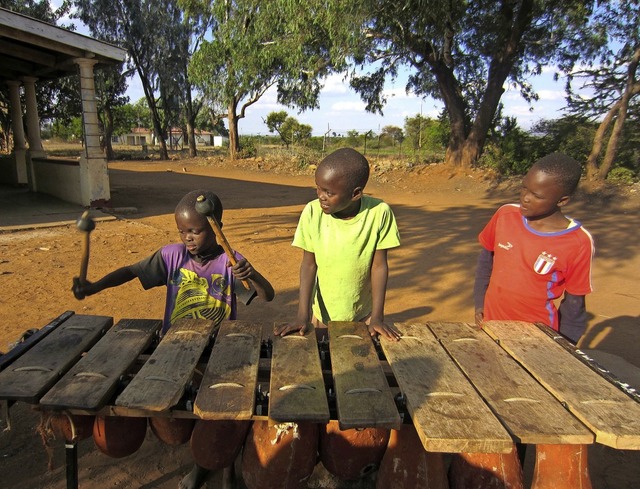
top-left (183, 87), bottom-right (198, 157)
top-left (598, 50), bottom-right (640, 180)
top-left (585, 103), bottom-right (618, 181)
top-left (137, 66), bottom-right (168, 160)
top-left (186, 119), bottom-right (197, 157)
top-left (586, 49), bottom-right (640, 181)
top-left (227, 100), bottom-right (240, 159)
top-left (102, 104), bottom-right (115, 161)
top-left (152, 119), bottom-right (169, 160)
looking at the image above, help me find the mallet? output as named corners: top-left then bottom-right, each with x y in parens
top-left (76, 210), bottom-right (96, 285)
top-left (195, 195), bottom-right (256, 305)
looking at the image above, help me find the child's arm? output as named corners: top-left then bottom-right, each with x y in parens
top-left (473, 248), bottom-right (494, 328)
top-left (558, 293), bottom-right (587, 344)
top-left (367, 249), bottom-right (401, 341)
top-left (72, 266), bottom-right (137, 300)
top-left (231, 258), bottom-right (275, 301)
top-left (274, 250), bottom-right (317, 336)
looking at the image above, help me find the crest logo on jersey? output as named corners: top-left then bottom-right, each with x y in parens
top-left (533, 251), bottom-right (557, 275)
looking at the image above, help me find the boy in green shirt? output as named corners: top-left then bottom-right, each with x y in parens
top-left (275, 147), bottom-right (401, 341)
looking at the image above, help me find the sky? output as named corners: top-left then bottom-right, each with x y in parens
top-left (59, 4), bottom-right (570, 137)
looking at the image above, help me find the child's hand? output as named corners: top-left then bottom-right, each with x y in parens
top-left (366, 319), bottom-right (401, 341)
top-left (274, 320), bottom-right (310, 337)
top-left (230, 258), bottom-right (254, 281)
top-left (72, 277), bottom-right (91, 300)
top-left (474, 308), bottom-right (484, 329)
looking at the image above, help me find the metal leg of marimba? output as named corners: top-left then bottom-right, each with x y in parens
top-left (65, 442), bottom-right (79, 489)
top-left (449, 443), bottom-right (524, 489)
top-left (531, 444), bottom-right (592, 489)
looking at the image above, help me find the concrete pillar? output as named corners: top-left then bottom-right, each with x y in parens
top-left (5, 80), bottom-right (29, 185)
top-left (21, 76), bottom-right (46, 158)
top-left (75, 58), bottom-right (103, 159)
top-left (74, 57), bottom-right (110, 207)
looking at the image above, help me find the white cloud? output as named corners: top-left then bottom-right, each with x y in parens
top-left (537, 89), bottom-right (565, 101)
top-left (382, 85), bottom-right (412, 99)
top-left (331, 100), bottom-right (367, 112)
top-left (321, 74), bottom-right (351, 94)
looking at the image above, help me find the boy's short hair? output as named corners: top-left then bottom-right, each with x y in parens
top-left (176, 189), bottom-right (223, 221)
top-left (320, 148), bottom-right (370, 190)
top-left (532, 153), bottom-right (583, 195)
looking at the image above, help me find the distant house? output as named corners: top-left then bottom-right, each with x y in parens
top-left (113, 127), bottom-right (151, 146)
top-left (114, 128), bottom-right (228, 147)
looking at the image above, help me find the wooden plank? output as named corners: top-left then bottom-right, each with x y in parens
top-left (534, 323), bottom-right (640, 403)
top-left (328, 321), bottom-right (401, 430)
top-left (269, 324), bottom-right (330, 423)
top-left (380, 322), bottom-right (513, 453)
top-left (0, 315), bottom-right (112, 402)
top-left (0, 311), bottom-right (74, 372)
top-left (428, 322), bottom-right (593, 445)
top-left (193, 321), bottom-right (262, 420)
top-left (483, 320), bottom-right (640, 450)
top-left (39, 319), bottom-right (161, 410)
top-left (115, 318), bottom-right (215, 412)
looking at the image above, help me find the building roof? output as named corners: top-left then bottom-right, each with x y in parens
top-left (0, 7), bottom-right (127, 82)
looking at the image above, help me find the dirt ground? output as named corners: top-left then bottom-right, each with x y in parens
top-left (1, 156), bottom-right (639, 488)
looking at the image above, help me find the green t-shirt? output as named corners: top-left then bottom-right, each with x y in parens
top-left (292, 195), bottom-right (400, 323)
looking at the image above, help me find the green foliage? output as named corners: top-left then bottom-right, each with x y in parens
top-left (379, 126), bottom-right (404, 147)
top-left (264, 111), bottom-right (312, 147)
top-left (404, 115), bottom-right (447, 154)
top-left (51, 117), bottom-right (83, 141)
top-left (531, 117), bottom-right (596, 163)
top-left (111, 104), bottom-right (139, 136)
top-left (131, 98), bottom-right (153, 129)
top-left (607, 167), bottom-right (636, 184)
top-left (237, 136), bottom-right (257, 158)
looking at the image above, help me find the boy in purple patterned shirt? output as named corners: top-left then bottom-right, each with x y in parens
top-left (72, 189), bottom-right (274, 489)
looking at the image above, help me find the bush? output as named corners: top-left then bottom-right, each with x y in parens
top-left (237, 137), bottom-right (257, 158)
top-left (607, 167), bottom-right (636, 184)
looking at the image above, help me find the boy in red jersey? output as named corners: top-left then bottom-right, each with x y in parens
top-left (474, 153), bottom-right (595, 343)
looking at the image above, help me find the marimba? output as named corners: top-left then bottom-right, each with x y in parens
top-left (1, 312), bottom-right (639, 489)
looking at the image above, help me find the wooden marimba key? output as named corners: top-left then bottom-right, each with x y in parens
top-left (2, 313), bottom-right (640, 489)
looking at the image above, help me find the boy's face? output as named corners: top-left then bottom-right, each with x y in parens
top-left (520, 168), bottom-right (569, 220)
top-left (315, 165), bottom-right (362, 218)
top-left (175, 209), bottom-right (217, 256)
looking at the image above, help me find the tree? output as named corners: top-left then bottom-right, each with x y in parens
top-left (380, 125), bottom-right (404, 147)
top-left (314, 0), bottom-right (595, 169)
top-left (94, 64), bottom-right (130, 160)
top-left (111, 103), bottom-right (141, 136)
top-left (131, 97), bottom-right (153, 130)
top-left (264, 110), bottom-right (312, 147)
top-left (75, 0), bottom-right (197, 160)
top-left (562, 1), bottom-right (640, 181)
top-left (52, 116), bottom-right (83, 141)
top-left (184, 0), bottom-right (336, 159)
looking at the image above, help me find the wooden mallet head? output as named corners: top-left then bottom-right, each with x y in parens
top-left (194, 194), bottom-right (256, 305)
top-left (76, 210), bottom-right (96, 234)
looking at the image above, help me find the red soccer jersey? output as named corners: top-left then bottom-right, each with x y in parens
top-left (478, 204), bottom-right (594, 330)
